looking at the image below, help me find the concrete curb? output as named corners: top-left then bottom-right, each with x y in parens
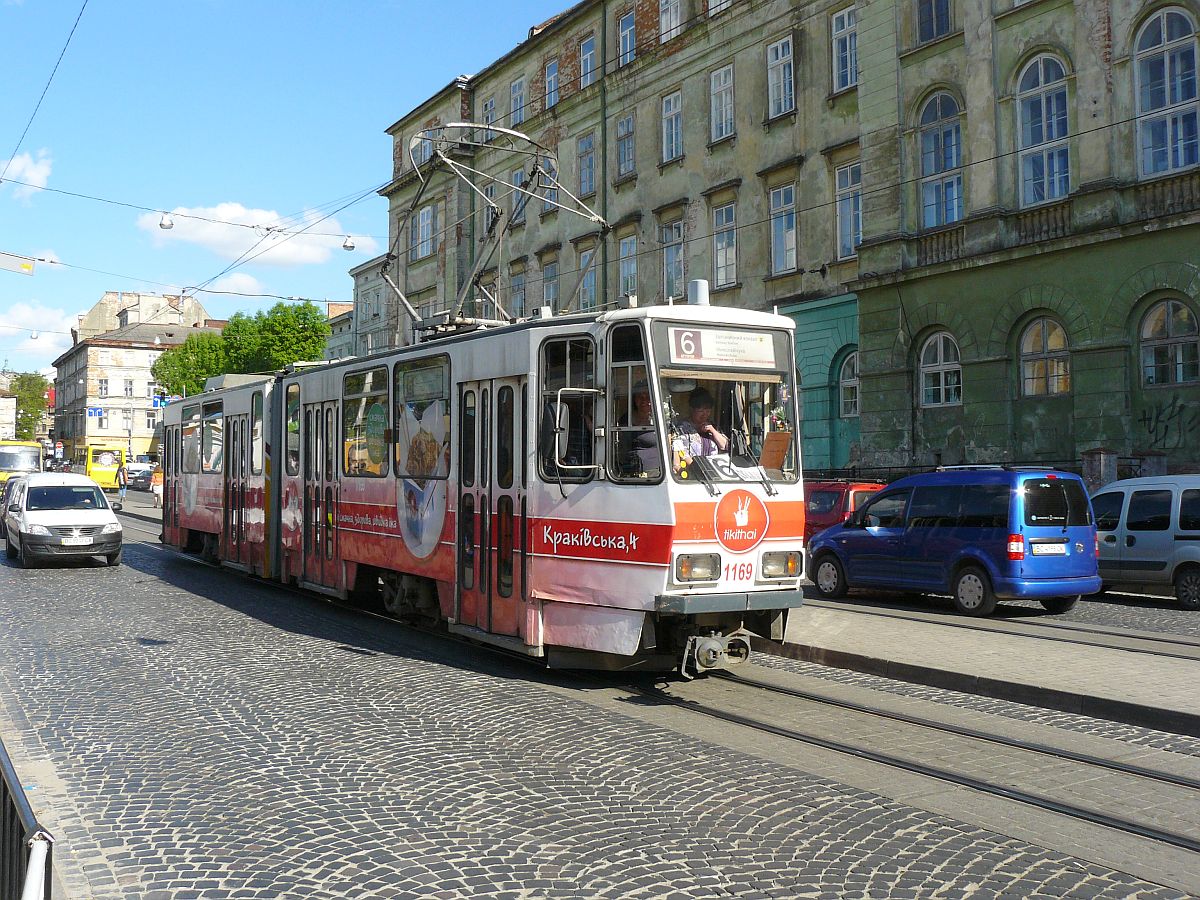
top-left (752, 637), bottom-right (1200, 739)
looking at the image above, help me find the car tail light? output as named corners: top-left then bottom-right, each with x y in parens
top-left (1095, 535), bottom-right (1100, 558)
top-left (1007, 534), bottom-right (1025, 560)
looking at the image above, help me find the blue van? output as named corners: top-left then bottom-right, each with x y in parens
top-left (807, 467), bottom-right (1101, 615)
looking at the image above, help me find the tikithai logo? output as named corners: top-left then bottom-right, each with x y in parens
top-left (713, 490), bottom-right (769, 553)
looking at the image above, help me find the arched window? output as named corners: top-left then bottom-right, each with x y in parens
top-left (919, 93), bottom-right (963, 228)
top-left (1018, 56), bottom-right (1070, 206)
top-left (1141, 299), bottom-right (1200, 385)
top-left (1020, 318), bottom-right (1070, 396)
top-left (919, 332), bottom-right (962, 407)
top-left (839, 352), bottom-right (860, 418)
top-left (1136, 8), bottom-right (1198, 177)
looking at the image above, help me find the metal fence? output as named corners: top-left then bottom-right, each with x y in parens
top-left (1, 737), bottom-right (53, 900)
top-left (803, 460), bottom-right (1086, 485)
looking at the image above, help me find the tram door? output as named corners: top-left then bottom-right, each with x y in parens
top-left (164, 424), bottom-right (180, 531)
top-left (223, 413), bottom-right (250, 564)
top-left (457, 379), bottom-right (525, 636)
top-left (302, 400), bottom-right (340, 587)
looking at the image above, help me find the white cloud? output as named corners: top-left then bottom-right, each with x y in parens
top-left (207, 273), bottom-right (264, 296)
top-left (2, 150), bottom-right (52, 200)
top-left (136, 202), bottom-right (379, 267)
top-left (0, 301), bottom-right (81, 362)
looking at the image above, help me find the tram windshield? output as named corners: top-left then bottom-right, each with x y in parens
top-left (652, 323), bottom-right (798, 485)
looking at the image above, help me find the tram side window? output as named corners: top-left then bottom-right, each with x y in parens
top-left (497, 385), bottom-right (514, 489)
top-left (286, 384), bottom-right (301, 476)
top-left (539, 337), bottom-right (596, 481)
top-left (394, 356), bottom-right (451, 482)
top-left (201, 402), bottom-right (223, 473)
top-left (251, 391), bottom-right (264, 475)
top-left (609, 324), bottom-right (661, 482)
top-left (343, 367), bottom-right (389, 477)
top-left (182, 405), bottom-right (201, 473)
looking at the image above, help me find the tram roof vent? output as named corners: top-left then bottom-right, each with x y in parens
top-left (687, 280), bottom-right (710, 306)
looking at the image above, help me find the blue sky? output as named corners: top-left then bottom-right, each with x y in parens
top-left (0, 0), bottom-right (565, 376)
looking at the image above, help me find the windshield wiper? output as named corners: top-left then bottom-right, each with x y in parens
top-left (735, 428), bottom-right (777, 497)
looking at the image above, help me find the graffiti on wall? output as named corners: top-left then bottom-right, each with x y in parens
top-left (1137, 392), bottom-right (1200, 450)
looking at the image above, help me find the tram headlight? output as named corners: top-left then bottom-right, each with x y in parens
top-left (761, 550), bottom-right (801, 579)
top-left (676, 553), bottom-right (720, 582)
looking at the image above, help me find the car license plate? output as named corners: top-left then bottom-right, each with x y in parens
top-left (1031, 543), bottom-right (1065, 556)
top-left (60, 536), bottom-right (92, 546)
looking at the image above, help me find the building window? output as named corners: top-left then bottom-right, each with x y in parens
top-left (98, 378), bottom-right (108, 398)
top-left (661, 220), bottom-right (684, 300)
top-left (767, 37), bottom-right (795, 118)
top-left (483, 183), bottom-right (499, 230)
top-left (619, 235), bottom-right (638, 297)
top-left (541, 156), bottom-right (559, 211)
top-left (147, 380), bottom-right (157, 399)
top-left (840, 352), bottom-right (860, 417)
top-left (580, 35), bottom-right (596, 88)
top-left (545, 60), bottom-right (559, 109)
top-left (543, 261), bottom-right (559, 310)
top-left (1018, 56), bottom-right (1070, 206)
top-left (918, 0), bottom-right (951, 43)
top-left (619, 11), bottom-right (636, 66)
top-left (661, 0), bottom-right (682, 42)
top-left (1135, 9), bottom-right (1198, 178)
top-left (511, 77), bottom-right (526, 126)
top-left (511, 271), bottom-right (526, 318)
top-left (617, 113), bottom-right (636, 177)
top-left (1141, 298), bottom-right (1200, 385)
top-left (409, 204), bottom-right (436, 260)
top-left (769, 184), bottom-right (797, 274)
top-left (122, 407), bottom-right (132, 432)
top-left (832, 7), bottom-right (858, 92)
top-left (511, 168), bottom-right (527, 223)
top-left (662, 90), bottom-right (683, 162)
top-left (146, 409), bottom-right (157, 430)
top-left (710, 0), bottom-right (733, 14)
top-left (1020, 318), bottom-right (1071, 396)
top-left (578, 249), bottom-right (597, 311)
top-left (919, 332), bottom-right (962, 407)
top-left (919, 92), bottom-right (964, 228)
top-left (411, 134), bottom-right (433, 166)
top-left (482, 96), bottom-right (495, 141)
top-left (710, 65), bottom-right (735, 142)
top-left (98, 410), bottom-right (109, 430)
top-left (836, 161), bottom-right (863, 259)
top-left (124, 379), bottom-right (134, 398)
top-left (578, 132), bottom-right (596, 196)
top-left (712, 203), bottom-right (736, 287)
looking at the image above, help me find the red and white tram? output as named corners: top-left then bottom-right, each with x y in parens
top-left (162, 301), bottom-right (806, 674)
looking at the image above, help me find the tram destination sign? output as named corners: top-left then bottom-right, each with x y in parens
top-left (668, 327), bottom-right (776, 369)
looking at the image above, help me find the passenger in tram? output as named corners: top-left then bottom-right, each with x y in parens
top-left (616, 381), bottom-right (661, 477)
top-left (674, 387), bottom-right (728, 464)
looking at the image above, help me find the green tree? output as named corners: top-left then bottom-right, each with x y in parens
top-left (151, 332), bottom-right (228, 397)
top-left (11, 373), bottom-right (49, 440)
top-left (223, 302), bottom-right (330, 373)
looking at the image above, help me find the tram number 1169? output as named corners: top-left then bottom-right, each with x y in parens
top-left (724, 561), bottom-right (754, 582)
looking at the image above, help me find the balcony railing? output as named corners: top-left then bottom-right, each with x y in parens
top-left (916, 224), bottom-right (965, 266)
top-left (1135, 170), bottom-right (1200, 220)
top-left (1012, 199), bottom-right (1071, 244)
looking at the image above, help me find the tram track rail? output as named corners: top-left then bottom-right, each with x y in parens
top-left (637, 670), bottom-right (1200, 856)
top-left (800, 597), bottom-right (1200, 662)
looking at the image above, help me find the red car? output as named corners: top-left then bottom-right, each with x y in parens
top-left (804, 480), bottom-right (885, 544)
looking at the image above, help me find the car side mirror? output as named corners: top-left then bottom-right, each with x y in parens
top-left (111, 502), bottom-right (123, 512)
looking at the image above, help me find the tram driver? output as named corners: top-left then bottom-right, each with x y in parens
top-left (672, 387), bottom-right (728, 472)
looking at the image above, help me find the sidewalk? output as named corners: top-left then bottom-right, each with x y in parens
top-left (772, 603), bottom-right (1200, 737)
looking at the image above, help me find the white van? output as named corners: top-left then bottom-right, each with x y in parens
top-left (3, 473), bottom-right (124, 568)
top-left (1090, 475), bottom-right (1200, 609)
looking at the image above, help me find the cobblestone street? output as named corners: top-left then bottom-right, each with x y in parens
top-left (0, 514), bottom-right (1190, 898)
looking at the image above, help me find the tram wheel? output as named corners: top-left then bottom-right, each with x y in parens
top-left (813, 555), bottom-right (848, 599)
top-left (381, 576), bottom-right (405, 618)
top-left (952, 566), bottom-right (996, 617)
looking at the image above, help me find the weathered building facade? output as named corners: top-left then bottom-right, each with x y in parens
top-left (377, 0), bottom-right (1198, 473)
top-left (852, 0), bottom-right (1200, 473)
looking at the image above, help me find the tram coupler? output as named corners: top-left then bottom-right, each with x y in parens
top-left (680, 631), bottom-right (753, 679)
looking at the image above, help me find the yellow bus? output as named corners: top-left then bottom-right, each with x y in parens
top-left (73, 444), bottom-right (125, 490)
top-left (0, 440), bottom-right (43, 485)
